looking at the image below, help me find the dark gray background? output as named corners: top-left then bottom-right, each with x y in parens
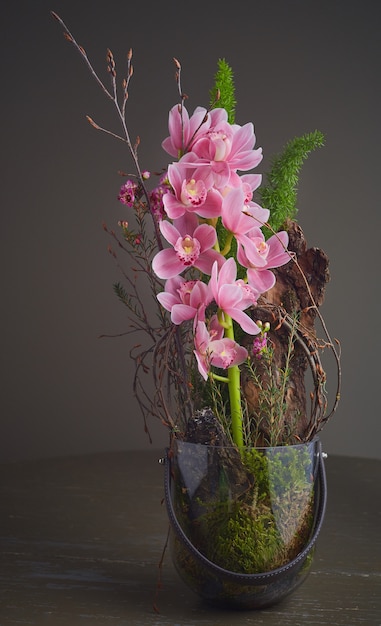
top-left (2, 1), bottom-right (380, 461)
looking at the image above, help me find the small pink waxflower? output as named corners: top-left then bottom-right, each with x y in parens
top-left (252, 333), bottom-right (268, 359)
top-left (149, 173), bottom-right (172, 221)
top-left (252, 321), bottom-right (270, 359)
top-left (194, 318), bottom-right (248, 381)
top-left (157, 276), bottom-right (211, 324)
top-left (118, 180), bottom-right (138, 206)
top-left (149, 186), bottom-right (167, 221)
top-left (152, 213), bottom-right (224, 279)
top-left (209, 258), bottom-right (261, 335)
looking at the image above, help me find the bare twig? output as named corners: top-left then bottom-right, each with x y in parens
top-left (51, 11), bottom-right (163, 250)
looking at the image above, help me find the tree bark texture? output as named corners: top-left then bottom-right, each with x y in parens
top-left (243, 219), bottom-right (330, 444)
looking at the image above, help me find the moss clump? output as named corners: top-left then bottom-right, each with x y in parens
top-left (194, 499), bottom-right (282, 573)
top-left (175, 444), bottom-right (315, 574)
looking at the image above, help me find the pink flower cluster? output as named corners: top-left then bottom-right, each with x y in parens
top-left (121, 104), bottom-right (291, 380)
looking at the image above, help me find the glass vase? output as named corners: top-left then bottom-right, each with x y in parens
top-left (164, 438), bottom-right (326, 610)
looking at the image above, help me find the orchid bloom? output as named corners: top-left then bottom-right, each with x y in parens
top-left (237, 228), bottom-right (290, 292)
top-left (163, 106), bottom-right (263, 192)
top-left (221, 185), bottom-right (261, 242)
top-left (156, 276), bottom-right (211, 324)
top-left (193, 116), bottom-right (262, 168)
top-left (190, 109), bottom-right (263, 188)
top-left (163, 160), bottom-right (223, 219)
top-left (209, 258), bottom-right (261, 335)
top-left (152, 212), bottom-right (224, 279)
top-left (161, 105), bottom-right (211, 158)
top-left (220, 174), bottom-right (269, 230)
top-left (153, 98), bottom-right (293, 450)
top-left (194, 318), bottom-right (248, 381)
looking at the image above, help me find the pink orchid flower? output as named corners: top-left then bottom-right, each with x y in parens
top-left (209, 258), bottom-right (261, 335)
top-left (237, 174), bottom-right (270, 227)
top-left (192, 112), bottom-right (262, 169)
top-left (237, 227), bottom-right (290, 294)
top-left (194, 318), bottom-right (248, 381)
top-left (180, 151), bottom-right (232, 191)
top-left (161, 105), bottom-right (211, 158)
top-left (152, 212), bottom-right (224, 279)
top-left (221, 185), bottom-right (263, 240)
top-left (157, 276), bottom-right (211, 324)
top-left (190, 109), bottom-right (263, 188)
top-left (163, 160), bottom-right (223, 219)
top-left (164, 107), bottom-right (263, 192)
top-left (237, 227), bottom-right (290, 286)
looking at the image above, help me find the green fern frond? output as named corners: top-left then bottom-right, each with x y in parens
top-left (210, 58), bottom-right (236, 124)
top-left (259, 130), bottom-right (325, 237)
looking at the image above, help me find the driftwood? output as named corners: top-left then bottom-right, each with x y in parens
top-left (182, 409), bottom-right (254, 509)
top-left (182, 219), bottom-right (331, 448)
top-left (243, 219), bottom-right (330, 444)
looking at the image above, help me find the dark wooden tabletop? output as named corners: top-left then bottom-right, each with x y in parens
top-left (0, 449), bottom-right (380, 625)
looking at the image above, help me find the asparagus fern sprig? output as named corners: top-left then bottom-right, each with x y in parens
top-left (259, 130), bottom-right (325, 237)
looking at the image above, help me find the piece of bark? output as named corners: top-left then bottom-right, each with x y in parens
top-left (182, 409), bottom-right (254, 508)
top-left (243, 219), bottom-right (330, 444)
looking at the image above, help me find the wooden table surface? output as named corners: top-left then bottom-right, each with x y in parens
top-left (0, 448), bottom-right (380, 626)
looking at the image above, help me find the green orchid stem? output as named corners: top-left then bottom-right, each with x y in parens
top-left (224, 316), bottom-right (244, 449)
top-left (220, 231), bottom-right (234, 257)
top-left (211, 373), bottom-right (230, 384)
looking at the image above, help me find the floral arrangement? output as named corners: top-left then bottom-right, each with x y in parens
top-left (52, 12), bottom-right (341, 452)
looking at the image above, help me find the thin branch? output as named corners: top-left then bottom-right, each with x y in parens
top-left (51, 11), bottom-right (163, 250)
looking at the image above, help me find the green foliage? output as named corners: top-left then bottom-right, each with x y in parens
top-left (113, 281), bottom-right (130, 307)
top-left (112, 280), bottom-right (146, 323)
top-left (179, 445), bottom-right (315, 574)
top-left (209, 58), bottom-right (236, 124)
top-left (242, 313), bottom-right (302, 447)
top-left (259, 130), bottom-right (325, 238)
top-left (201, 500), bottom-right (281, 573)
top-left (243, 446), bottom-right (313, 498)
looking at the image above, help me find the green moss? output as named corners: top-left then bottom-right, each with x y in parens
top-left (197, 500), bottom-right (282, 573)
top-left (175, 445), bottom-right (315, 575)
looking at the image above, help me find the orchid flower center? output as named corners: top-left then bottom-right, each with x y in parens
top-left (242, 181), bottom-right (253, 204)
top-left (208, 130), bottom-right (231, 161)
top-left (217, 349), bottom-right (235, 368)
top-left (181, 178), bottom-right (207, 207)
top-left (174, 235), bottom-right (201, 265)
top-left (239, 282), bottom-right (258, 306)
top-left (256, 240), bottom-right (268, 256)
top-left (177, 280), bottom-right (197, 304)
